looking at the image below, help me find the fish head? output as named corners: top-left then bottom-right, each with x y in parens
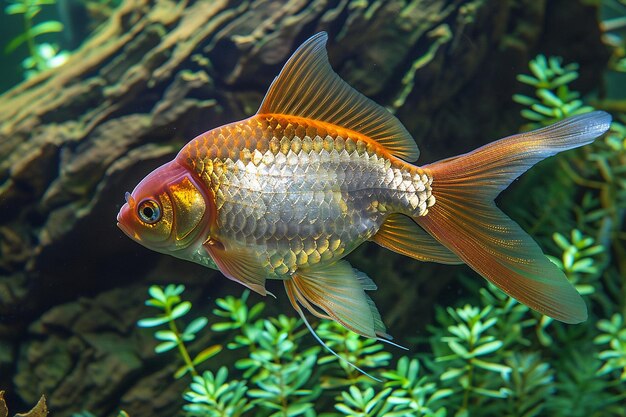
top-left (117, 160), bottom-right (211, 256)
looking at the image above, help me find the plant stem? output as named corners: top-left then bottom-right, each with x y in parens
top-left (165, 304), bottom-right (199, 378)
top-left (463, 361), bottom-right (474, 412)
top-left (23, 0), bottom-right (44, 70)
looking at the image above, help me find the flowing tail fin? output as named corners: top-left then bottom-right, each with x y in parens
top-left (415, 111), bottom-right (612, 323)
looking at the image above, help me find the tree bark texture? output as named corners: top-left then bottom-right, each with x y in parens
top-left (0, 0), bottom-right (607, 416)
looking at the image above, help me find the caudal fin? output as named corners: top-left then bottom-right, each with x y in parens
top-left (415, 111), bottom-right (611, 324)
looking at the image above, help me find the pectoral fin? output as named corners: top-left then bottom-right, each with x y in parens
top-left (285, 261), bottom-right (388, 339)
top-left (203, 238), bottom-right (268, 296)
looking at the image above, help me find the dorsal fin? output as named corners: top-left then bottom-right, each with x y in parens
top-left (258, 32), bottom-right (420, 162)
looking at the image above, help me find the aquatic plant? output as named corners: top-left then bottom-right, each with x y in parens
top-left (548, 229), bottom-right (606, 296)
top-left (509, 51), bottom-right (626, 416)
top-left (136, 214), bottom-right (626, 417)
top-left (430, 304), bottom-right (513, 415)
top-left (513, 55), bottom-right (594, 128)
top-left (595, 313), bottom-right (626, 380)
top-left (137, 284), bottom-right (222, 379)
top-left (138, 285), bottom-right (451, 417)
top-left (4, 0), bottom-right (69, 78)
top-left (596, 0), bottom-right (626, 73)
top-left (183, 367), bottom-right (251, 417)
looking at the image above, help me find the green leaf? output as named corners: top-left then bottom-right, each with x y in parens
top-left (249, 302), bottom-right (265, 321)
top-left (148, 286), bottom-right (167, 303)
top-left (145, 299), bottom-right (165, 308)
top-left (551, 71), bottom-right (578, 87)
top-left (164, 284), bottom-right (185, 297)
top-left (521, 109), bottom-right (546, 122)
top-left (531, 103), bottom-right (557, 117)
top-left (513, 94), bottom-right (537, 106)
top-left (430, 388), bottom-right (454, 403)
top-left (184, 317), bottom-right (208, 335)
top-left (211, 322), bottom-right (236, 332)
top-left (155, 330), bottom-right (178, 342)
top-left (580, 245), bottom-right (604, 257)
top-left (441, 367), bottom-right (465, 381)
top-left (137, 316), bottom-right (170, 327)
top-left (572, 258), bottom-right (595, 272)
top-left (174, 364), bottom-right (192, 379)
top-left (29, 21), bottom-right (64, 38)
top-left (5, 3), bottom-right (27, 14)
top-left (529, 59), bottom-right (547, 81)
top-left (286, 403), bottom-right (313, 416)
top-left (193, 345), bottom-right (222, 365)
top-left (575, 284), bottom-right (595, 295)
top-left (155, 341), bottom-right (177, 353)
top-left (553, 233), bottom-right (571, 250)
top-left (517, 74), bottom-right (539, 86)
top-left (537, 89), bottom-right (563, 107)
top-left (472, 387), bottom-right (511, 398)
top-left (25, 5), bottom-right (41, 19)
top-left (472, 340), bottom-right (503, 357)
top-left (472, 358), bottom-right (511, 375)
top-left (447, 340), bottom-right (469, 357)
top-left (170, 301), bottom-right (192, 319)
top-left (5, 33), bottom-right (28, 54)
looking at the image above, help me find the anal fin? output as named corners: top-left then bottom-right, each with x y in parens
top-left (287, 261), bottom-right (387, 339)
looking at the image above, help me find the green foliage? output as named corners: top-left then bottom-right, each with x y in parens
top-left (513, 55), bottom-right (594, 128)
top-left (137, 284), bottom-right (222, 379)
top-left (547, 229), bottom-right (605, 296)
top-left (4, 0), bottom-right (69, 78)
top-left (502, 353), bottom-right (554, 417)
top-left (433, 305), bottom-right (512, 413)
top-left (595, 314), bottom-right (626, 380)
top-left (596, 0), bottom-right (626, 73)
top-left (508, 48), bottom-right (626, 416)
top-left (184, 367), bottom-right (252, 417)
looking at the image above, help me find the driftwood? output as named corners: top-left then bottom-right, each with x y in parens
top-left (0, 0), bottom-right (606, 415)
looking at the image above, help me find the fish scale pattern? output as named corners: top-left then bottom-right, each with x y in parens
top-left (177, 114), bottom-right (434, 277)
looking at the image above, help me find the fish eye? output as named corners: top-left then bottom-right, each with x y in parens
top-left (137, 199), bottom-right (161, 224)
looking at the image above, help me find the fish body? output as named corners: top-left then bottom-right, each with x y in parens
top-left (117, 32), bottom-right (612, 359)
top-left (177, 114), bottom-right (432, 279)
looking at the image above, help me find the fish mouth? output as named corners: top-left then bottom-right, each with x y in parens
top-left (117, 206), bottom-right (141, 241)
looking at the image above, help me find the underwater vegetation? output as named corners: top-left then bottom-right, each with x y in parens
top-left (4, 0), bottom-right (69, 79)
top-left (1, 0), bottom-right (120, 84)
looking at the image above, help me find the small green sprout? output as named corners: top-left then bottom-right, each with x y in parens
top-left (381, 357), bottom-right (452, 416)
top-left (503, 353), bottom-right (554, 417)
top-left (434, 305), bottom-right (512, 413)
top-left (595, 314), bottom-right (626, 380)
top-left (183, 367), bottom-right (252, 417)
top-left (211, 290), bottom-right (265, 332)
top-left (316, 320), bottom-right (392, 386)
top-left (535, 230), bottom-right (605, 345)
top-left (334, 386), bottom-right (394, 417)
top-left (513, 55), bottom-right (594, 128)
top-left (137, 285), bottom-right (222, 379)
top-left (548, 229), bottom-right (605, 296)
top-left (4, 0), bottom-right (69, 78)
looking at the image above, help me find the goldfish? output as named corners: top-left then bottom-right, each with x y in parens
top-left (117, 32), bottom-right (611, 373)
